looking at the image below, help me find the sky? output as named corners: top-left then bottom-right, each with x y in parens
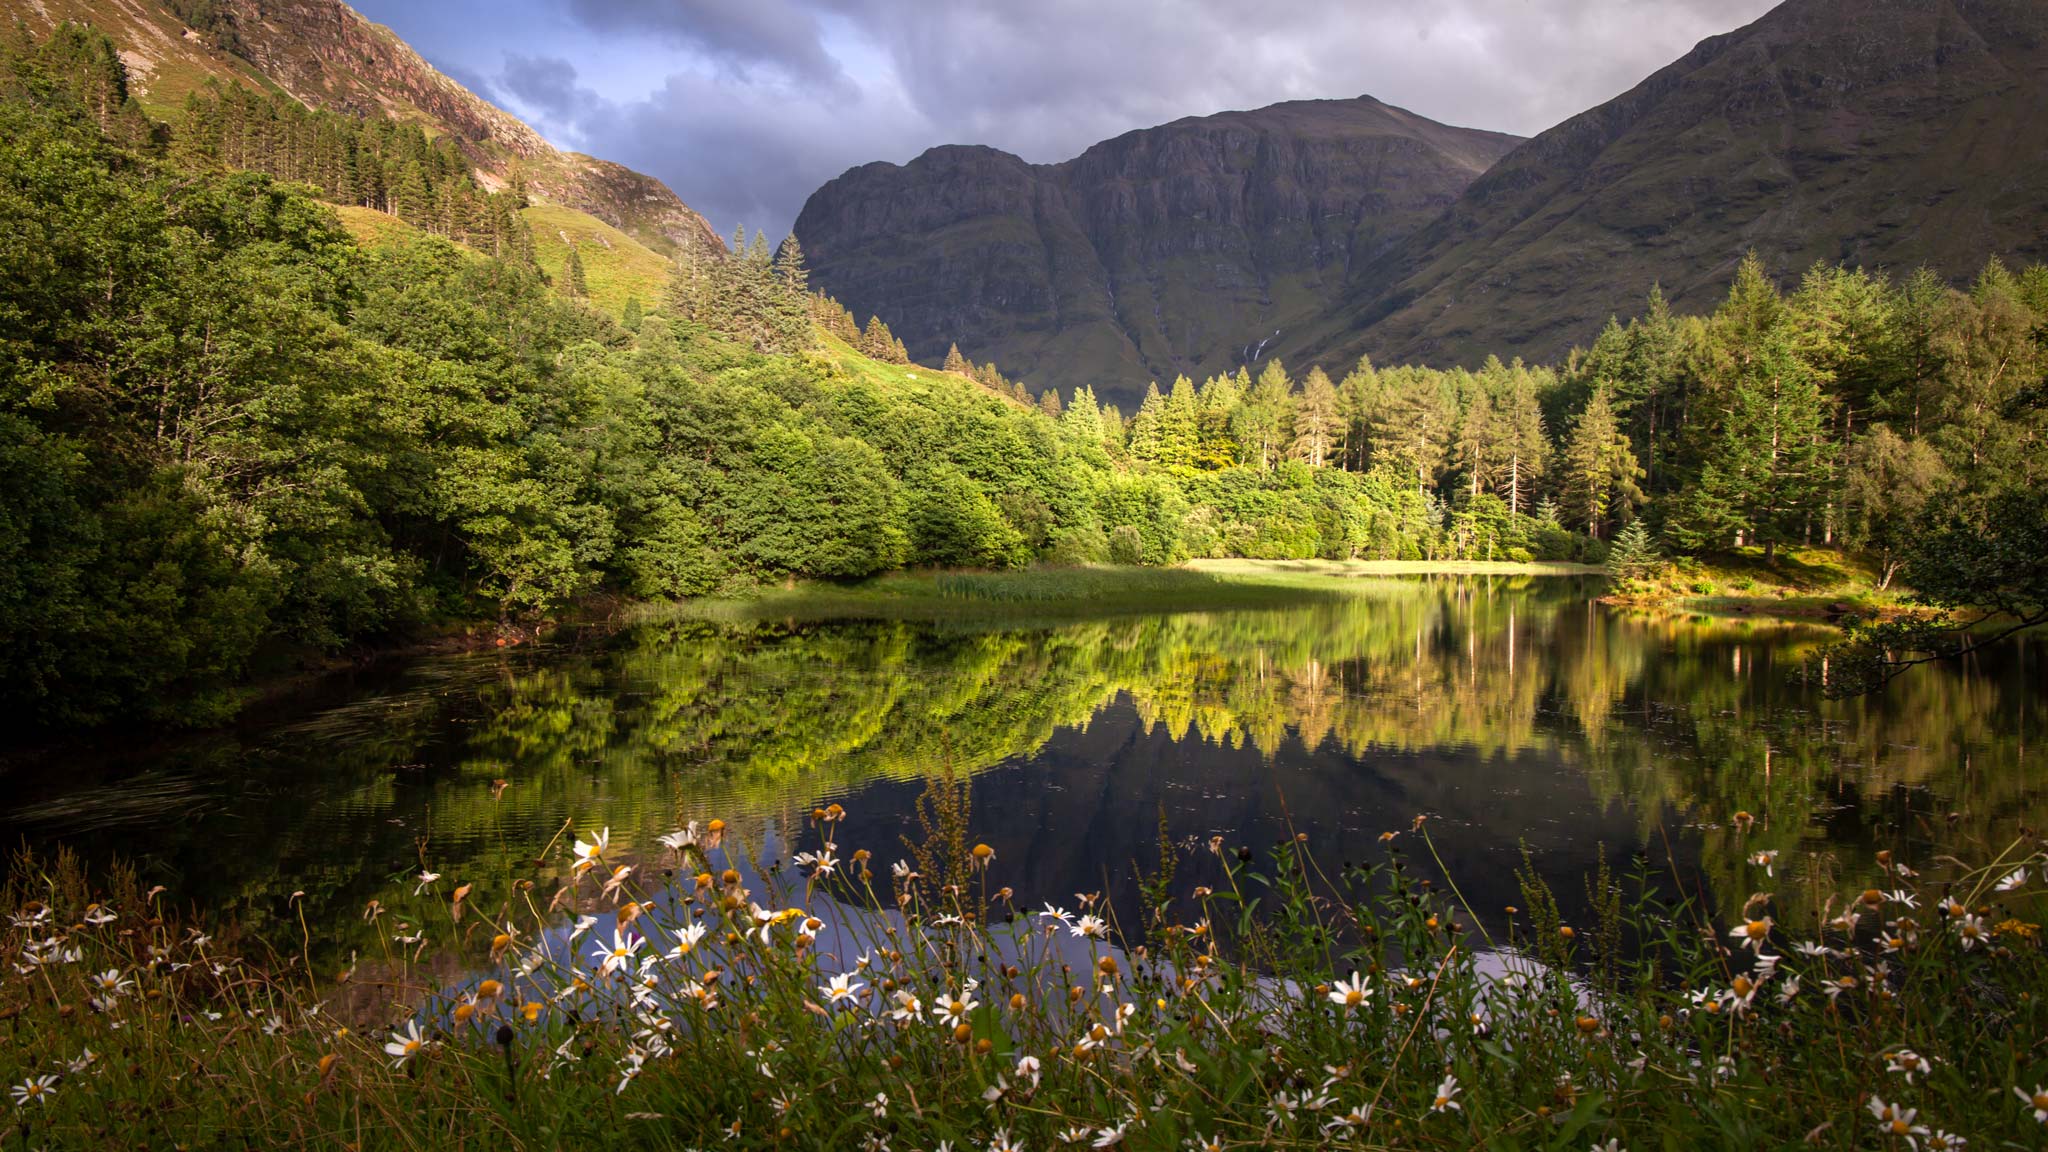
top-left (352, 0), bottom-right (1783, 242)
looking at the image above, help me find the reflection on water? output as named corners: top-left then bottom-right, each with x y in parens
top-left (3, 575), bottom-right (2042, 963)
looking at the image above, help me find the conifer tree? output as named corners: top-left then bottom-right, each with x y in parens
top-left (1497, 376), bottom-right (1550, 516)
top-left (1128, 384), bottom-right (1168, 463)
top-left (1160, 376), bottom-right (1201, 468)
top-left (1038, 389), bottom-right (1063, 418)
top-left (1453, 383), bottom-right (1500, 498)
top-left (622, 296), bottom-right (643, 332)
top-left (563, 244), bottom-right (588, 298)
top-left (1291, 366), bottom-right (1341, 468)
top-left (943, 344), bottom-right (969, 374)
top-left (1234, 361), bottom-right (1294, 470)
top-left (1560, 386), bottom-right (1644, 538)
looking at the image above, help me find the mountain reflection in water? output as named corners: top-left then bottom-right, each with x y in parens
top-left (3, 575), bottom-right (2042, 967)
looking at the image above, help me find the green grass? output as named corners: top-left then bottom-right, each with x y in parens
top-left (668, 564), bottom-right (1347, 625)
top-left (522, 203), bottom-right (673, 322)
top-left (331, 205), bottom-right (425, 249)
top-left (1611, 546), bottom-right (1903, 621)
top-left (1187, 558), bottom-right (1605, 578)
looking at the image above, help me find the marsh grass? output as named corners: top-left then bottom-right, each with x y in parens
top-left (4, 786), bottom-right (2048, 1150)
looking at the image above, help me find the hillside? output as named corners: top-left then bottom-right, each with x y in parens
top-left (3, 0), bottom-right (723, 260)
top-left (1294, 0), bottom-right (2048, 368)
top-left (794, 97), bottom-right (1521, 410)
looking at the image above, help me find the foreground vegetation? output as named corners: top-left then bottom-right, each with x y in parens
top-left (6, 793), bottom-right (2048, 1150)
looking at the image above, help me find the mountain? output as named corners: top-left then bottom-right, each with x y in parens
top-left (794, 98), bottom-right (1522, 408)
top-left (1295, 0), bottom-right (2048, 369)
top-left (5, 0), bottom-right (722, 259)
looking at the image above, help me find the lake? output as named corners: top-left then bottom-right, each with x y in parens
top-left (4, 574), bottom-right (2042, 965)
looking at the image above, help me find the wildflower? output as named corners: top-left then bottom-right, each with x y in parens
top-left (1072, 915), bottom-right (1108, 939)
top-left (1016, 1054), bottom-right (1042, 1087)
top-left (1091, 1123), bottom-right (1126, 1147)
top-left (1324, 1105), bottom-right (1373, 1134)
top-left (1431, 1074), bottom-right (1462, 1113)
top-left (82, 905), bottom-right (116, 926)
top-left (657, 824), bottom-right (699, 853)
top-left (1059, 1126), bottom-right (1094, 1145)
top-left (10, 1076), bottom-right (57, 1106)
top-left (888, 989), bottom-right (924, 1022)
top-left (2016, 1084), bottom-right (2048, 1123)
top-left (1924, 1131), bottom-right (1967, 1151)
top-left (573, 827), bottom-right (611, 876)
top-left (937, 991), bottom-right (981, 1027)
top-left (870, 1092), bottom-right (888, 1119)
top-left (1184, 1135), bottom-right (1226, 1152)
top-left (1729, 917), bottom-right (1772, 952)
top-left (617, 1050), bottom-right (646, 1094)
top-left (1590, 1141), bottom-right (1623, 1152)
top-left (1777, 975), bottom-right (1802, 1005)
top-left (667, 921), bottom-right (708, 960)
top-left (383, 1020), bottom-right (427, 1068)
top-left (594, 929), bottom-right (645, 977)
top-left (1867, 1097), bottom-right (1928, 1144)
top-left (820, 972), bottom-right (864, 1007)
top-left (1953, 914), bottom-right (1990, 951)
top-left (973, 843), bottom-right (996, 867)
top-left (982, 1075), bottom-right (1011, 1106)
top-left (413, 871), bottom-right (440, 894)
top-left (1887, 1049), bottom-right (1936, 1083)
top-left (987, 1128), bottom-right (1024, 1152)
top-left (793, 850), bottom-right (839, 877)
top-left (1749, 850), bottom-right (1778, 876)
top-left (1996, 868), bottom-right (2028, 892)
top-left (1040, 904), bottom-right (1073, 925)
top-left (1888, 889), bottom-right (1919, 909)
top-left (1328, 971), bottom-right (1373, 1011)
top-left (570, 914), bottom-right (599, 943)
top-left (601, 865), bottom-right (636, 901)
top-left (90, 969), bottom-right (132, 998)
top-left (66, 1049), bottom-right (96, 1075)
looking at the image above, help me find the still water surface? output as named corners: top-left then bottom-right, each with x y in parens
top-left (4, 576), bottom-right (2042, 962)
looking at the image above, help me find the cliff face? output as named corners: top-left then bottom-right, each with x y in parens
top-left (795, 98), bottom-right (1523, 408)
top-left (1294, 0), bottom-right (2048, 369)
top-left (10, 0), bottom-right (723, 259)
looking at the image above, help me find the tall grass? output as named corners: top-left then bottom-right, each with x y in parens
top-left (3, 786), bottom-right (2046, 1149)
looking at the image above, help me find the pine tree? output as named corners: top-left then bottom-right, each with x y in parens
top-left (1606, 520), bottom-right (1661, 577)
top-left (943, 344), bottom-right (969, 374)
top-left (1453, 384), bottom-right (1498, 496)
top-left (1234, 361), bottom-right (1294, 470)
top-left (1127, 383), bottom-right (1168, 463)
top-left (1560, 387), bottom-right (1644, 538)
top-left (1038, 389), bottom-right (1063, 418)
top-left (1370, 370), bottom-right (1455, 493)
top-left (622, 296), bottom-right (643, 332)
top-left (1159, 376), bottom-right (1201, 468)
top-left (1497, 376), bottom-right (1550, 516)
top-left (563, 244), bottom-right (588, 298)
top-left (1291, 366), bottom-right (1341, 468)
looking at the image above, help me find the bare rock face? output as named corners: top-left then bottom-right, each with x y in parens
top-left (795, 98), bottom-right (1522, 409)
top-left (1293, 0), bottom-right (2048, 370)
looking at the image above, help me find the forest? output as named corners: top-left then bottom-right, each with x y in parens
top-left (4, 22), bottom-right (2045, 729)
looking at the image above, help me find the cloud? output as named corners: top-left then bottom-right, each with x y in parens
top-left (359, 0), bottom-right (1784, 239)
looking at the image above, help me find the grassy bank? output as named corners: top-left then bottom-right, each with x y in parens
top-left (4, 796), bottom-right (2047, 1150)
top-left (1607, 546), bottom-right (1902, 621)
top-left (666, 561), bottom-right (1601, 627)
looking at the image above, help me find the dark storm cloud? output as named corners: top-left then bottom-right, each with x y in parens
top-left (357, 0), bottom-right (1783, 240)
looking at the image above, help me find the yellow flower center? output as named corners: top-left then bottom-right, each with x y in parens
top-left (1344, 989), bottom-right (1364, 1006)
top-left (403, 1040), bottom-right (421, 1056)
top-left (2034, 1092), bottom-right (2048, 1109)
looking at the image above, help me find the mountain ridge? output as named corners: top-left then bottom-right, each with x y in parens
top-left (795, 96), bottom-right (1523, 409)
top-left (1289, 0), bottom-right (2048, 368)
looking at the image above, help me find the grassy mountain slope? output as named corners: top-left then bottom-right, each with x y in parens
top-left (524, 204), bottom-right (672, 321)
top-left (4, 0), bottom-right (723, 261)
top-left (796, 97), bottom-right (1522, 410)
top-left (1295, 0), bottom-right (2048, 369)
